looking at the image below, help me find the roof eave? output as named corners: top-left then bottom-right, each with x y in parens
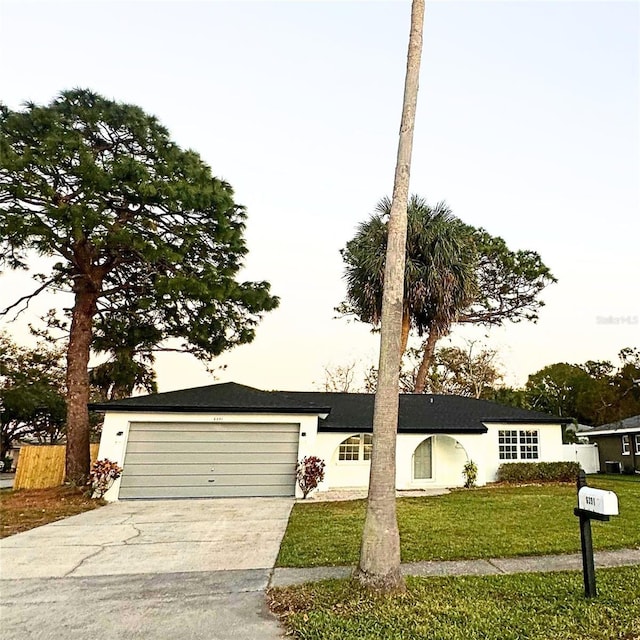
top-left (482, 417), bottom-right (569, 425)
top-left (585, 427), bottom-right (640, 436)
top-left (318, 425), bottom-right (488, 434)
top-left (90, 404), bottom-right (332, 415)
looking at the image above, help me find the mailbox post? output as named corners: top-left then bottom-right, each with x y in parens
top-left (574, 470), bottom-right (619, 598)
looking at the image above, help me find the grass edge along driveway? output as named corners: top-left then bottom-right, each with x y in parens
top-left (276, 476), bottom-right (639, 568)
top-left (0, 486), bottom-right (104, 538)
top-left (268, 566), bottom-right (640, 640)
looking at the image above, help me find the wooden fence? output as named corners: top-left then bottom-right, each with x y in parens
top-left (14, 444), bottom-right (100, 490)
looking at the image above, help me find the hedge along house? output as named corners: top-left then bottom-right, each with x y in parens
top-left (94, 382), bottom-right (569, 501)
top-left (585, 415), bottom-right (640, 474)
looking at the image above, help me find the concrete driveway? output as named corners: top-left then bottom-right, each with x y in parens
top-left (0, 498), bottom-right (293, 640)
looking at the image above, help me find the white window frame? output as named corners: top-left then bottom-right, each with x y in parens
top-left (519, 429), bottom-right (539, 460)
top-left (498, 429), bottom-right (539, 461)
top-left (338, 433), bottom-right (372, 462)
top-left (635, 434), bottom-right (640, 455)
top-left (498, 430), bottom-right (518, 460)
top-left (622, 434), bottom-right (630, 455)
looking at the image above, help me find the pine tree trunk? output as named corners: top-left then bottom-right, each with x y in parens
top-left (414, 329), bottom-right (440, 393)
top-left (355, 0), bottom-right (424, 594)
top-left (65, 285), bottom-right (98, 484)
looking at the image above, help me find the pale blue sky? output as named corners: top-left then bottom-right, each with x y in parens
top-left (1, 0), bottom-right (638, 391)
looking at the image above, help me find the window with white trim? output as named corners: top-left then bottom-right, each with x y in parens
top-left (499, 429), bottom-right (539, 460)
top-left (635, 434), bottom-right (640, 455)
top-left (622, 435), bottom-right (630, 455)
top-left (498, 430), bottom-right (518, 460)
top-left (338, 433), bottom-right (372, 461)
top-left (519, 430), bottom-right (539, 460)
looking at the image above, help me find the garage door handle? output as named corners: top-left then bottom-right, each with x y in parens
top-left (208, 479), bottom-right (215, 482)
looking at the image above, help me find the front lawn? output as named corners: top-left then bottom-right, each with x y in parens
top-left (0, 486), bottom-right (104, 538)
top-left (277, 476), bottom-right (639, 567)
top-left (269, 566), bottom-right (640, 640)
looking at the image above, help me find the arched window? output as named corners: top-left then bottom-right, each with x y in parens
top-left (338, 433), bottom-right (373, 461)
top-left (414, 438), bottom-right (433, 479)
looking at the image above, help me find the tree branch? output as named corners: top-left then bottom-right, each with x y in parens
top-left (0, 278), bottom-right (58, 320)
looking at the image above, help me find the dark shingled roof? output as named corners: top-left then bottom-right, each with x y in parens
top-left (91, 382), bottom-right (566, 434)
top-left (586, 414), bottom-right (640, 435)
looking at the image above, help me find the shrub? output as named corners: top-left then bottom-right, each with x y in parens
top-left (462, 460), bottom-right (478, 488)
top-left (88, 458), bottom-right (123, 498)
top-left (497, 461), bottom-right (581, 484)
top-left (296, 456), bottom-right (326, 499)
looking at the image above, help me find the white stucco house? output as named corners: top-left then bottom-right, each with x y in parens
top-left (94, 382), bottom-right (569, 501)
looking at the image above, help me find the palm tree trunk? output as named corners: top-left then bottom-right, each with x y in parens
top-left (355, 0), bottom-right (425, 594)
top-left (414, 329), bottom-right (440, 393)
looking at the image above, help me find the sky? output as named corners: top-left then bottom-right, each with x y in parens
top-left (0, 0), bottom-right (638, 393)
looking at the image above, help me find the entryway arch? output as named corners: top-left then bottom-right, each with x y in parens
top-left (412, 435), bottom-right (469, 486)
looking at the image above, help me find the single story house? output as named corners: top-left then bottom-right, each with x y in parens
top-left (584, 415), bottom-right (640, 474)
top-left (94, 382), bottom-right (569, 501)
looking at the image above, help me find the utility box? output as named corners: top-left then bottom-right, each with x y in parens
top-left (578, 487), bottom-right (619, 516)
top-left (604, 461), bottom-right (622, 474)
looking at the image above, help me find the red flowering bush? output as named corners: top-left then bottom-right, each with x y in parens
top-left (89, 458), bottom-right (123, 498)
top-left (296, 456), bottom-right (326, 499)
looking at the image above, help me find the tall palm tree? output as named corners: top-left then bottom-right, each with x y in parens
top-left (340, 194), bottom-right (477, 391)
top-left (353, 0), bottom-right (425, 594)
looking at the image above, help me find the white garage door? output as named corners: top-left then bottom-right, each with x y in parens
top-left (119, 422), bottom-right (300, 499)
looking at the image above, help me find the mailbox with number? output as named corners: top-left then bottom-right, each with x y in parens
top-left (574, 472), bottom-right (619, 598)
top-left (578, 487), bottom-right (619, 517)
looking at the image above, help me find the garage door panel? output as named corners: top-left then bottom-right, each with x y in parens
top-left (120, 422), bottom-right (299, 499)
top-left (118, 484), bottom-right (296, 499)
top-left (124, 440), bottom-right (299, 455)
top-left (121, 462), bottom-right (296, 477)
top-left (120, 473), bottom-right (295, 488)
top-left (123, 451), bottom-right (298, 465)
top-left (127, 428), bottom-right (299, 444)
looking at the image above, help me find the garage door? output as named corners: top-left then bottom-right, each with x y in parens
top-left (119, 422), bottom-right (300, 499)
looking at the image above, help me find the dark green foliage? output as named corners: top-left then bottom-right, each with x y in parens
top-left (339, 195), bottom-right (555, 340)
top-left (35, 307), bottom-right (159, 402)
top-left (89, 311), bottom-right (160, 400)
top-left (487, 386), bottom-right (529, 409)
top-left (339, 195), bottom-right (476, 338)
top-left (489, 348), bottom-right (640, 426)
top-left (459, 227), bottom-right (556, 326)
top-left (524, 349), bottom-right (640, 425)
top-left (0, 89), bottom-right (279, 358)
top-left (0, 89), bottom-right (279, 478)
top-left (496, 461), bottom-right (581, 483)
top-left (0, 333), bottom-right (67, 456)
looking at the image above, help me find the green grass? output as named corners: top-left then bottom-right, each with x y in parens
top-left (277, 476), bottom-right (639, 567)
top-left (268, 566), bottom-right (640, 640)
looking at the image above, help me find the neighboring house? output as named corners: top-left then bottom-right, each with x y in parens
top-left (94, 382), bottom-right (569, 501)
top-left (584, 415), bottom-right (640, 474)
